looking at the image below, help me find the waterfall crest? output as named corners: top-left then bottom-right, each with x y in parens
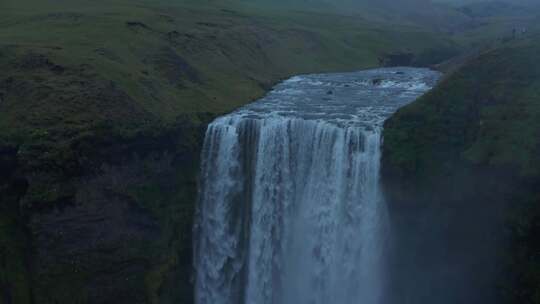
top-left (194, 68), bottom-right (440, 304)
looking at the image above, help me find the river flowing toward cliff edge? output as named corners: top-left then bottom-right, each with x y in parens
top-left (193, 68), bottom-right (441, 304)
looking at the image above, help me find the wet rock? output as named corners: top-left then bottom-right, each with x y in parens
top-left (372, 78), bottom-right (383, 85)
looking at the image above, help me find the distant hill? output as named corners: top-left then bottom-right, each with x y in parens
top-left (215, 0), bottom-right (472, 30)
top-left (433, 0), bottom-right (539, 7)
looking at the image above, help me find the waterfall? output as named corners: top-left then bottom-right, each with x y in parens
top-left (193, 68), bottom-right (440, 304)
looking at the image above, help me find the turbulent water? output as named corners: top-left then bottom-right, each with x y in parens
top-left (194, 67), bottom-right (440, 304)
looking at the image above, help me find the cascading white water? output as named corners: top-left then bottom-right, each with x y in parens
top-left (194, 68), bottom-right (440, 304)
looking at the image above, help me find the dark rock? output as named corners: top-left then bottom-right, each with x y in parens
top-left (1, 117), bottom-right (212, 304)
top-left (372, 78), bottom-right (383, 85)
top-left (29, 172), bottom-right (161, 303)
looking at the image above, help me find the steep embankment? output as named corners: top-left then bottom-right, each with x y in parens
top-left (382, 36), bottom-right (540, 303)
top-left (0, 0), bottom-right (460, 303)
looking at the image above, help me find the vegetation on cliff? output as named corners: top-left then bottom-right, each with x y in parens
top-left (0, 0), bottom-right (463, 303)
top-left (1, 0), bottom-right (539, 302)
top-left (382, 34), bottom-right (540, 303)
top-left (0, 0), bottom-right (461, 199)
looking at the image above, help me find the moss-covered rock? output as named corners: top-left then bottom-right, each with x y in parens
top-left (0, 115), bottom-right (209, 304)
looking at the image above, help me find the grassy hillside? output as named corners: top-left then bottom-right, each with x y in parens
top-left (0, 0), bottom-right (468, 208)
top-left (382, 34), bottom-right (540, 303)
top-left (0, 0), bottom-right (456, 136)
top-left (0, 1), bottom-right (465, 303)
top-left (0, 0), bottom-right (463, 198)
top-left (2, 0), bottom-right (534, 151)
top-left (384, 36), bottom-right (540, 178)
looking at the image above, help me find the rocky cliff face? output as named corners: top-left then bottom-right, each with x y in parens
top-left (0, 117), bottom-right (211, 304)
top-left (381, 38), bottom-right (540, 304)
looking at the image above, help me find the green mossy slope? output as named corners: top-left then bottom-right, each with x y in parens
top-left (384, 37), bottom-right (540, 179)
top-left (0, 0), bottom-right (457, 142)
top-left (382, 35), bottom-right (540, 303)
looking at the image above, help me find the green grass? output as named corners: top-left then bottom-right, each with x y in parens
top-left (0, 0), bottom-right (460, 145)
top-left (384, 35), bottom-right (540, 179)
top-left (382, 35), bottom-right (540, 303)
top-left (1, 0), bottom-right (533, 150)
